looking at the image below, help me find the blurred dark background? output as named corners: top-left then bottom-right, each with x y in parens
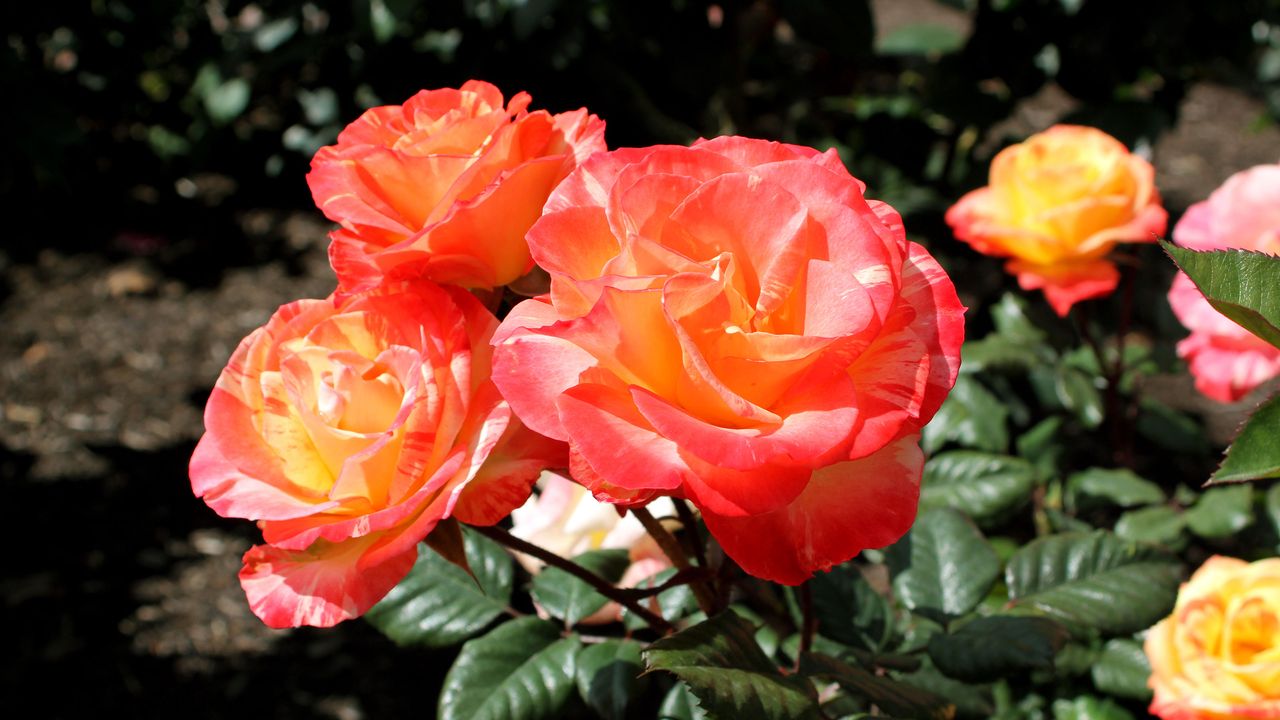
top-left (2, 0), bottom-right (1279, 716)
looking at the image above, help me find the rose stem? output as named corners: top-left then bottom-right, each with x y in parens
top-left (796, 581), bottom-right (816, 672)
top-left (631, 506), bottom-right (718, 616)
top-left (674, 500), bottom-right (709, 571)
top-left (472, 523), bottom-right (674, 633)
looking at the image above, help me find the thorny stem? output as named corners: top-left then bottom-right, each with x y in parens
top-left (631, 506), bottom-right (718, 616)
top-left (472, 524), bottom-right (674, 633)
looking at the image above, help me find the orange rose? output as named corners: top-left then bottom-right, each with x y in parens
top-left (190, 281), bottom-right (564, 627)
top-left (307, 80), bottom-right (605, 293)
top-left (946, 124), bottom-right (1167, 316)
top-left (1145, 555), bottom-right (1280, 720)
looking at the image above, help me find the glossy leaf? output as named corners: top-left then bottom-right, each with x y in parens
top-left (1090, 638), bottom-right (1152, 701)
top-left (658, 681), bottom-right (708, 720)
top-left (531, 549), bottom-right (629, 626)
top-left (927, 615), bottom-right (1068, 682)
top-left (921, 451), bottom-right (1036, 524)
top-left (1054, 365), bottom-right (1104, 429)
top-left (1185, 485), bottom-right (1254, 538)
top-left (1114, 506), bottom-right (1187, 548)
top-left (644, 611), bottom-right (819, 720)
top-left (1066, 468), bottom-right (1165, 510)
top-left (576, 639), bottom-right (646, 720)
top-left (1162, 242), bottom-right (1280, 350)
top-left (365, 531), bottom-right (513, 647)
top-left (888, 508), bottom-right (1000, 619)
top-left (1051, 695), bottom-right (1136, 720)
top-left (922, 375), bottom-right (1009, 454)
top-left (1005, 532), bottom-right (1180, 636)
top-left (438, 617), bottom-right (580, 720)
top-left (877, 23), bottom-right (966, 56)
top-left (1209, 392), bottom-right (1280, 484)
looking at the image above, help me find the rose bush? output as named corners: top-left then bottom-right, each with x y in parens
top-left (190, 280), bottom-right (564, 628)
top-left (510, 471), bottom-right (674, 624)
top-left (307, 80), bottom-right (606, 293)
top-left (1168, 163), bottom-right (1280, 403)
top-left (946, 124), bottom-right (1167, 316)
top-left (1145, 555), bottom-right (1280, 720)
top-left (491, 136), bottom-right (965, 585)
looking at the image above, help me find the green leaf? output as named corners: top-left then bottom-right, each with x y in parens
top-left (1005, 531), bottom-right (1180, 636)
top-left (1090, 638), bottom-right (1152, 701)
top-left (960, 335), bottom-right (1043, 373)
top-left (1162, 242), bottom-right (1280, 350)
top-left (927, 615), bottom-right (1068, 682)
top-left (991, 293), bottom-right (1047, 345)
top-left (658, 681), bottom-right (708, 720)
top-left (644, 611), bottom-right (819, 720)
top-left (622, 567), bottom-right (699, 629)
top-left (1051, 695), bottom-right (1136, 720)
top-left (1114, 506), bottom-right (1187, 548)
top-left (253, 16), bottom-right (298, 52)
top-left (1066, 468), bottom-right (1165, 510)
top-left (898, 662), bottom-right (994, 719)
top-left (438, 617), bottom-right (580, 720)
top-left (1185, 485), bottom-right (1255, 538)
top-left (531, 549), bottom-right (629, 626)
top-left (576, 639), bottom-right (646, 720)
top-left (922, 375), bottom-right (1009, 454)
top-left (887, 508), bottom-right (1000, 619)
top-left (365, 530), bottom-right (513, 647)
top-left (809, 563), bottom-right (890, 651)
top-left (921, 451), bottom-right (1036, 524)
top-left (1210, 392), bottom-right (1280, 484)
top-left (1055, 365), bottom-right (1104, 429)
top-left (1136, 398), bottom-right (1210, 455)
top-left (204, 77), bottom-right (251, 125)
top-left (876, 22), bottom-right (966, 56)
top-left (800, 653), bottom-right (954, 720)
top-left (1017, 416), bottom-right (1065, 481)
top-left (1268, 484), bottom-right (1280, 550)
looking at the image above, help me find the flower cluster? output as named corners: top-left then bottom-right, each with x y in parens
top-left (191, 80), bottom-right (965, 626)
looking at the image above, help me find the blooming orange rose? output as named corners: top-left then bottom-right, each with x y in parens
top-left (1145, 555), bottom-right (1280, 720)
top-left (307, 80), bottom-right (606, 293)
top-left (1168, 163), bottom-right (1280, 403)
top-left (190, 281), bottom-right (564, 627)
top-left (491, 137), bottom-right (965, 585)
top-left (946, 124), bottom-right (1167, 316)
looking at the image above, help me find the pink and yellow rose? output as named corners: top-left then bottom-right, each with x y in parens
top-left (1168, 163), bottom-right (1280, 403)
top-left (1145, 555), bottom-right (1280, 720)
top-left (946, 124), bottom-right (1167, 316)
top-left (190, 281), bottom-right (564, 627)
top-left (491, 136), bottom-right (965, 585)
top-left (307, 80), bottom-right (606, 293)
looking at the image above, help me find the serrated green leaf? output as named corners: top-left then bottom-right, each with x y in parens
top-left (1006, 532), bottom-right (1180, 636)
top-left (888, 508), bottom-right (1000, 619)
top-left (1090, 638), bottom-right (1152, 701)
top-left (1066, 468), bottom-right (1165, 510)
top-left (809, 563), bottom-right (890, 651)
top-left (531, 549), bottom-right (629, 626)
top-left (922, 375), bottom-right (1009, 453)
top-left (438, 617), bottom-right (580, 720)
top-left (927, 615), bottom-right (1068, 682)
top-left (1210, 392), bottom-right (1280, 484)
top-left (659, 681), bottom-right (709, 720)
top-left (1055, 365), bottom-right (1104, 428)
top-left (576, 639), bottom-right (646, 720)
top-left (1051, 694), bottom-right (1136, 720)
top-left (921, 451), bottom-right (1036, 524)
top-left (365, 530), bottom-right (513, 647)
top-left (1162, 242), bottom-right (1280, 350)
top-left (1185, 485), bottom-right (1255, 538)
top-left (800, 653), bottom-right (954, 720)
top-left (1114, 506), bottom-right (1187, 547)
top-left (644, 611), bottom-right (818, 720)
